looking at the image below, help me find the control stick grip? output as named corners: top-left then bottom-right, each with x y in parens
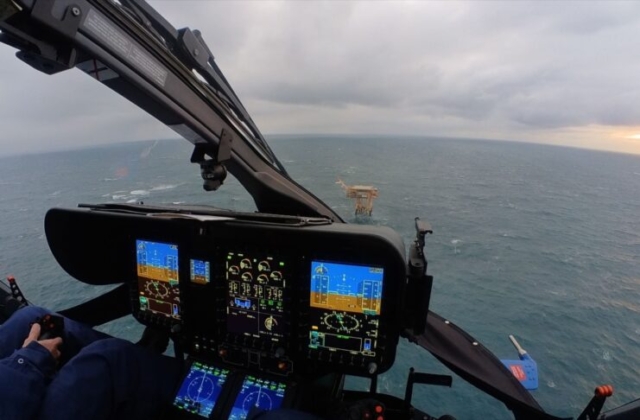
top-left (37, 314), bottom-right (64, 340)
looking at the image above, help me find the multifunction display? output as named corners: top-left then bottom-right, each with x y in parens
top-left (309, 261), bottom-right (383, 357)
top-left (228, 376), bottom-right (287, 420)
top-left (136, 240), bottom-right (180, 319)
top-left (190, 259), bottom-right (211, 285)
top-left (173, 362), bottom-right (229, 418)
top-left (226, 251), bottom-right (287, 341)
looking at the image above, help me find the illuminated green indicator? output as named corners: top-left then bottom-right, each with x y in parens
top-left (280, 262), bottom-right (285, 266)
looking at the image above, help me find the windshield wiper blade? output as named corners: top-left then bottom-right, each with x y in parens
top-left (117, 0), bottom-right (283, 171)
top-left (174, 26), bottom-right (284, 169)
top-left (0, 0), bottom-right (342, 221)
top-left (117, 0), bottom-right (177, 49)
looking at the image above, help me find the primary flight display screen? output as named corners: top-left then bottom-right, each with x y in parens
top-left (308, 261), bottom-right (383, 357)
top-left (226, 251), bottom-right (287, 341)
top-left (228, 375), bottom-right (287, 420)
top-left (136, 240), bottom-right (180, 319)
top-left (173, 362), bottom-right (229, 418)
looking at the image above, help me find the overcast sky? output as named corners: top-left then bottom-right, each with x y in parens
top-left (2, 1), bottom-right (640, 156)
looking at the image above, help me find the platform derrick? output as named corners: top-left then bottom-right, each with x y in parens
top-left (336, 179), bottom-right (379, 216)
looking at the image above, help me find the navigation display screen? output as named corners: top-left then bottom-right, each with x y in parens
top-left (226, 251), bottom-right (287, 341)
top-left (173, 362), bottom-right (229, 418)
top-left (308, 261), bottom-right (383, 357)
top-left (228, 375), bottom-right (286, 420)
top-left (136, 240), bottom-right (180, 319)
top-left (190, 259), bottom-right (211, 285)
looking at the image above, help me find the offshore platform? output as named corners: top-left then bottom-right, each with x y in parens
top-left (336, 179), bottom-right (379, 216)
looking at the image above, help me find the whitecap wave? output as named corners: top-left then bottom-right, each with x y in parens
top-left (151, 184), bottom-right (179, 191)
top-left (126, 199), bottom-right (138, 203)
top-left (130, 190), bottom-right (150, 196)
top-left (140, 140), bottom-right (159, 159)
top-left (103, 178), bottom-right (119, 182)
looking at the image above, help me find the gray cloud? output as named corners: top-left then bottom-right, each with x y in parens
top-left (2, 1), bottom-right (640, 156)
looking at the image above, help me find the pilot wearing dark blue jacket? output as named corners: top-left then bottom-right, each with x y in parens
top-left (0, 306), bottom-right (324, 420)
top-left (0, 306), bottom-right (181, 420)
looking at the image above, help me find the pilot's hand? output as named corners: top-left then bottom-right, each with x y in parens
top-left (22, 323), bottom-right (63, 361)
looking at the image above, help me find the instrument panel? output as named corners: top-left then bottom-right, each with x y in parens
top-left (44, 206), bottom-right (407, 378)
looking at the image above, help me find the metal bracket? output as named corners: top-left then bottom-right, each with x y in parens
top-left (31, 0), bottom-right (84, 40)
top-left (190, 129), bottom-right (233, 191)
top-left (0, 0), bottom-right (83, 74)
top-left (0, 0), bottom-right (21, 21)
top-left (405, 217), bottom-right (434, 334)
top-left (403, 367), bottom-right (452, 412)
top-left (177, 27), bottom-right (209, 70)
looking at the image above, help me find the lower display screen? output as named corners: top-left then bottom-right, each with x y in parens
top-left (228, 376), bottom-right (286, 420)
top-left (173, 362), bottom-right (229, 418)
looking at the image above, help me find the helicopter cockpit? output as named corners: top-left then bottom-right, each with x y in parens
top-left (2, 0), bottom-right (631, 419)
top-left (44, 203), bottom-right (408, 419)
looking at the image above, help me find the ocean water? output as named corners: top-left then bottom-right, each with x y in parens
top-left (1, 136), bottom-right (640, 419)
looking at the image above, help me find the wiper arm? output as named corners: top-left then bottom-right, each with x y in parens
top-left (0, 0), bottom-right (342, 221)
top-left (174, 26), bottom-right (283, 169)
top-left (118, 0), bottom-right (177, 49)
top-left (117, 0), bottom-right (283, 170)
